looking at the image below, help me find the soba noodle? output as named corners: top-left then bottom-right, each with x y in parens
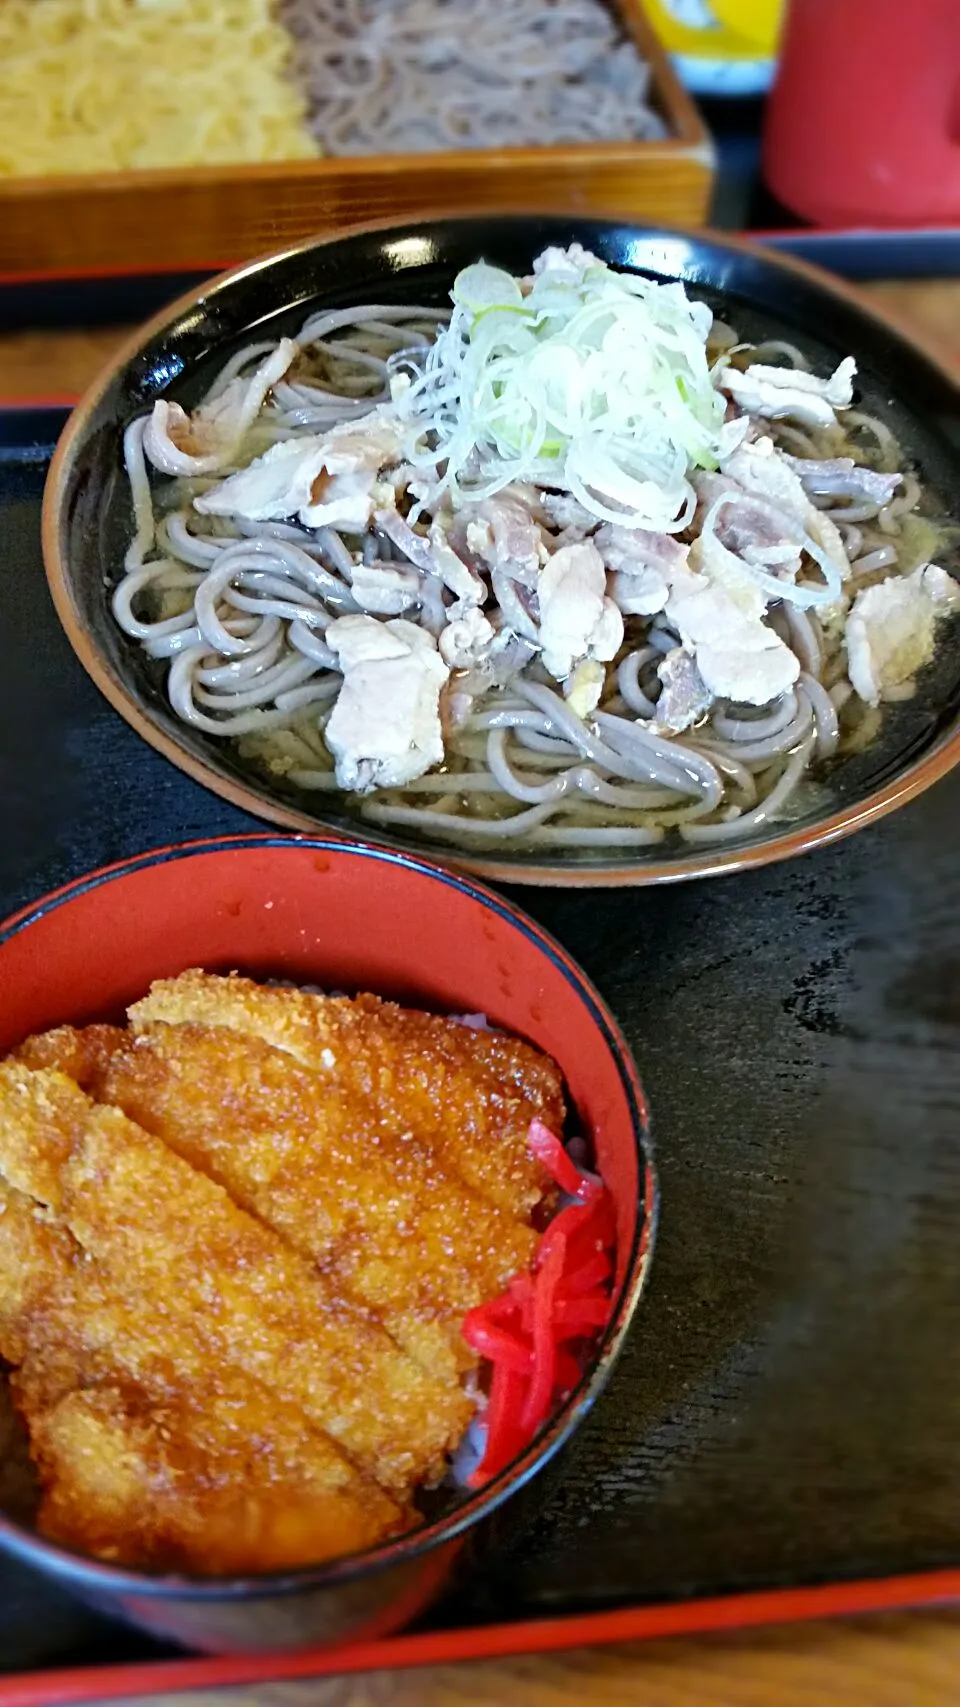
top-left (279, 0), bottom-right (665, 154)
top-left (113, 251), bottom-right (958, 855)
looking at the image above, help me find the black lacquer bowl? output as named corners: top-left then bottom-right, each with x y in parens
top-left (42, 217), bottom-right (960, 886)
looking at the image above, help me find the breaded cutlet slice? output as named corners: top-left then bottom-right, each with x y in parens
top-left (0, 1062), bottom-right (470, 1494)
top-left (0, 1180), bottom-right (407, 1572)
top-left (0, 1180), bottom-right (76, 1366)
top-left (81, 1019), bottom-right (538, 1387)
top-left (130, 971), bottom-right (565, 1216)
top-left (16, 1024), bottom-right (127, 1091)
top-left (32, 1384), bottom-right (405, 1575)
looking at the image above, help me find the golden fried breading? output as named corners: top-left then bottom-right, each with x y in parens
top-left (0, 1061), bottom-right (88, 1209)
top-left (1, 972), bottom-right (571, 1574)
top-left (33, 1385), bottom-right (405, 1575)
top-left (0, 1180), bottom-right (78, 1366)
top-left (130, 972), bottom-right (564, 1215)
top-left (90, 1020), bottom-right (537, 1386)
top-left (0, 1063), bottom-right (470, 1493)
top-left (0, 1179), bottom-right (407, 1571)
top-left (15, 1024), bottom-right (126, 1090)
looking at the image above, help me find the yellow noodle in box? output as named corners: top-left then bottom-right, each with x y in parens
top-left (0, 0), bottom-right (319, 177)
top-left (643, 0), bottom-right (784, 93)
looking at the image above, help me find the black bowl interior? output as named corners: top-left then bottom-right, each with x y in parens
top-left (57, 217), bottom-right (960, 877)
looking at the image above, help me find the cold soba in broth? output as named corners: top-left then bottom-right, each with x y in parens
top-left (114, 245), bottom-right (960, 853)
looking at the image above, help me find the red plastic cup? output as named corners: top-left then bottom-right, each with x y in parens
top-left (763, 0), bottom-right (960, 227)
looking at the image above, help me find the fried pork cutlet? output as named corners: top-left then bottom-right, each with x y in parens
top-left (0, 1062), bottom-right (471, 1494)
top-left (77, 1019), bottom-right (538, 1386)
top-left (16, 1024), bottom-right (127, 1091)
top-left (0, 1179), bottom-right (76, 1366)
top-left (33, 1384), bottom-right (405, 1575)
top-left (0, 1180), bottom-right (406, 1573)
top-left (1, 974), bottom-right (572, 1575)
top-left (130, 972), bottom-right (565, 1216)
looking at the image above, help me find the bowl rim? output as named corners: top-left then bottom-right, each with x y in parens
top-left (0, 831), bottom-right (657, 1601)
top-left (40, 214), bottom-right (960, 889)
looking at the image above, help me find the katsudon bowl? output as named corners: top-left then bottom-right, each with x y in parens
top-left (0, 835), bottom-right (654, 1655)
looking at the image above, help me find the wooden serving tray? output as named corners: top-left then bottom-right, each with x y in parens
top-left (0, 2), bottom-right (712, 277)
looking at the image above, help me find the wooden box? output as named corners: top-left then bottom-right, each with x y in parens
top-left (0, 2), bottom-right (713, 276)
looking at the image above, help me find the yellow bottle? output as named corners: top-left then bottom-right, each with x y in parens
top-left (711, 0), bottom-right (784, 53)
top-left (642, 0), bottom-right (783, 56)
top-left (642, 0), bottom-right (784, 93)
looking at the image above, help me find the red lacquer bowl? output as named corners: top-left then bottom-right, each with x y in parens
top-left (0, 835), bottom-right (655, 1656)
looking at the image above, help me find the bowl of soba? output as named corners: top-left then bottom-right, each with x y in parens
top-left (42, 217), bottom-right (960, 886)
top-left (0, 833), bottom-right (654, 1653)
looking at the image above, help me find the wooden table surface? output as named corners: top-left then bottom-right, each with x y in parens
top-left (2, 274), bottom-right (959, 1706)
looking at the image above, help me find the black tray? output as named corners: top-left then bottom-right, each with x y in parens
top-left (2, 227), bottom-right (960, 1680)
top-left (3, 387), bottom-right (960, 1678)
